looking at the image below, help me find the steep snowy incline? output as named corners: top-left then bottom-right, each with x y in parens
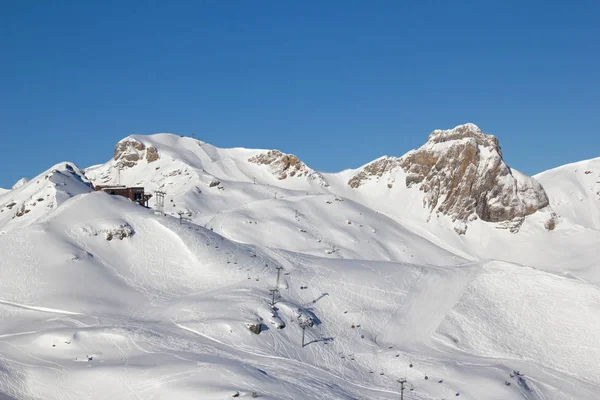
top-left (208, 192), bottom-right (466, 265)
top-left (436, 261), bottom-right (600, 388)
top-left (534, 157), bottom-right (600, 231)
top-left (0, 162), bottom-right (92, 232)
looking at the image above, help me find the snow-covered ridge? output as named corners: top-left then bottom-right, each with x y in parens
top-left (535, 157), bottom-right (600, 230)
top-left (0, 162), bottom-right (92, 232)
top-left (93, 128), bottom-right (556, 235)
top-left (11, 177), bottom-right (29, 190)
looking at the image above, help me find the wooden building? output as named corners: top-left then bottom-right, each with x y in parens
top-left (94, 185), bottom-right (152, 207)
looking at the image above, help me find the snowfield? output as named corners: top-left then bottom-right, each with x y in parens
top-left (0, 131), bottom-right (599, 399)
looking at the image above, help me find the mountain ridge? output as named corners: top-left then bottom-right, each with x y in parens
top-left (0, 124), bottom-right (599, 399)
top-left (81, 123), bottom-right (557, 235)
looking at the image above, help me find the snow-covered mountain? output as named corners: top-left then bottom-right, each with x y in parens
top-left (0, 162), bottom-right (92, 232)
top-left (1, 125), bottom-right (599, 400)
top-left (535, 157), bottom-right (600, 231)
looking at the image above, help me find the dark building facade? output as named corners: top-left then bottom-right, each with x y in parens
top-left (94, 185), bottom-right (152, 207)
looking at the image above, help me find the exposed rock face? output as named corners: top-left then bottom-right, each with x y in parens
top-left (399, 123), bottom-right (549, 232)
top-left (248, 150), bottom-right (329, 186)
top-left (348, 157), bottom-right (401, 188)
top-left (247, 323), bottom-right (262, 334)
top-left (146, 146), bottom-right (159, 162)
top-left (113, 139), bottom-right (159, 168)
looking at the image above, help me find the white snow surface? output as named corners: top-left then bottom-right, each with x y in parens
top-left (0, 133), bottom-right (598, 399)
top-left (11, 178), bottom-right (29, 190)
top-left (535, 157), bottom-right (600, 231)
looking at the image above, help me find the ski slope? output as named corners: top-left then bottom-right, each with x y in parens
top-left (0, 133), bottom-right (599, 399)
top-left (535, 157), bottom-right (600, 231)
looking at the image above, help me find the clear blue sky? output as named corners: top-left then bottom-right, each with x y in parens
top-left (1, 1), bottom-right (599, 189)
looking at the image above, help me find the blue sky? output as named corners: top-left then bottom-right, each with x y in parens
top-left (1, 1), bottom-right (598, 189)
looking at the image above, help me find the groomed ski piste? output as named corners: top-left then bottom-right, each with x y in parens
top-left (0, 132), bottom-right (599, 399)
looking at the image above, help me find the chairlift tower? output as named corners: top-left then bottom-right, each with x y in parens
top-left (275, 266), bottom-right (284, 287)
top-left (299, 319), bottom-right (311, 348)
top-left (397, 378), bottom-right (407, 400)
top-left (177, 211), bottom-right (192, 225)
top-left (268, 288), bottom-right (280, 307)
top-left (155, 190), bottom-right (166, 215)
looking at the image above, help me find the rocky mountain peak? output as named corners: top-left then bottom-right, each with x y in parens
top-left (400, 124), bottom-right (550, 233)
top-left (113, 138), bottom-right (160, 169)
top-left (248, 150), bottom-right (329, 186)
top-left (426, 123), bottom-right (500, 150)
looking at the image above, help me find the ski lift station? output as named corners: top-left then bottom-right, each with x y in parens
top-left (94, 185), bottom-right (152, 207)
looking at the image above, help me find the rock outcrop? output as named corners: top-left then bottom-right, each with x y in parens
top-left (347, 123), bottom-right (551, 233)
top-left (247, 323), bottom-right (262, 334)
top-left (113, 138), bottom-right (159, 168)
top-left (348, 157), bottom-right (401, 188)
top-left (400, 123), bottom-right (549, 232)
top-left (248, 150), bottom-right (329, 186)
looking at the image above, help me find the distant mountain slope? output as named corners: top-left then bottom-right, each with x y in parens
top-left (0, 162), bottom-right (92, 232)
top-left (535, 157), bottom-right (600, 231)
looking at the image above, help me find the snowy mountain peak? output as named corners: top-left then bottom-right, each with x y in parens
top-left (248, 150), bottom-right (329, 186)
top-left (0, 162), bottom-right (92, 231)
top-left (399, 124), bottom-right (550, 233)
top-left (11, 177), bottom-right (29, 190)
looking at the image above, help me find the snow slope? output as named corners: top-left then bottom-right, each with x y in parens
top-left (0, 162), bottom-right (92, 233)
top-left (1, 129), bottom-right (599, 399)
top-left (535, 157), bottom-right (600, 231)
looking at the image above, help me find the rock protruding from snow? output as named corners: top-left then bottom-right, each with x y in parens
top-left (11, 177), bottom-right (29, 190)
top-left (113, 138), bottom-right (160, 169)
top-left (347, 157), bottom-right (401, 188)
top-left (399, 123), bottom-right (549, 232)
top-left (248, 150), bottom-right (329, 186)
